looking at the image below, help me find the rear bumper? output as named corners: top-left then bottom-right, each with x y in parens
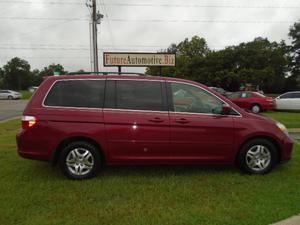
top-left (16, 129), bottom-right (50, 161)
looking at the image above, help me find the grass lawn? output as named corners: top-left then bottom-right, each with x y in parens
top-left (20, 90), bottom-right (33, 100)
top-left (0, 120), bottom-right (300, 225)
top-left (263, 111), bottom-right (300, 129)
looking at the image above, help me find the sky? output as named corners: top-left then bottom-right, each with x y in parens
top-left (0, 0), bottom-right (299, 73)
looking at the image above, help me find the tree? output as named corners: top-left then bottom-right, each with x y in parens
top-left (3, 57), bottom-right (31, 90)
top-left (146, 36), bottom-right (210, 77)
top-left (39, 63), bottom-right (67, 77)
top-left (288, 21), bottom-right (300, 89)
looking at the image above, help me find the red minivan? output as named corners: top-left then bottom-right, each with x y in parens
top-left (16, 73), bottom-right (293, 179)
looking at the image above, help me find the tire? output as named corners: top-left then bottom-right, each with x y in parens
top-left (251, 104), bottom-right (261, 113)
top-left (59, 141), bottom-right (102, 179)
top-left (237, 138), bottom-right (278, 174)
top-left (7, 95), bottom-right (13, 100)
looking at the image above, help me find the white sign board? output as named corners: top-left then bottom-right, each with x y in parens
top-left (103, 52), bottom-right (176, 67)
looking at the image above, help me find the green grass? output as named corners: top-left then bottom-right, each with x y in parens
top-left (1, 119), bottom-right (300, 225)
top-left (263, 111), bottom-right (300, 128)
top-left (20, 90), bottom-right (33, 100)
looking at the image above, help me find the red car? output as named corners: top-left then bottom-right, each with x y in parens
top-left (228, 91), bottom-right (275, 113)
top-left (16, 73), bottom-right (293, 179)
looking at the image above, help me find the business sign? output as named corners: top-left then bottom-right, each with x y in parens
top-left (103, 52), bottom-right (176, 67)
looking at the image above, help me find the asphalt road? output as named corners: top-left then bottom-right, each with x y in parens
top-left (0, 100), bottom-right (28, 121)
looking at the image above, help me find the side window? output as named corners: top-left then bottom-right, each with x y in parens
top-left (293, 93), bottom-right (300, 98)
top-left (280, 93), bottom-right (293, 99)
top-left (44, 80), bottom-right (105, 108)
top-left (171, 82), bottom-right (224, 114)
top-left (116, 80), bottom-right (164, 111)
top-left (241, 92), bottom-right (252, 98)
top-left (228, 92), bottom-right (241, 99)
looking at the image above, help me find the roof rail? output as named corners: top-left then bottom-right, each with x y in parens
top-left (67, 71), bottom-right (148, 76)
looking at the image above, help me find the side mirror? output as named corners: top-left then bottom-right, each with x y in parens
top-left (222, 105), bottom-right (232, 115)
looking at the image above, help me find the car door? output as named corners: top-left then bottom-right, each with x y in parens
top-left (103, 79), bottom-right (170, 163)
top-left (276, 93), bottom-right (293, 110)
top-left (168, 81), bottom-right (235, 162)
top-left (293, 93), bottom-right (300, 110)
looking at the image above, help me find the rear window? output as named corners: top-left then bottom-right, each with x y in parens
top-left (44, 80), bottom-right (105, 108)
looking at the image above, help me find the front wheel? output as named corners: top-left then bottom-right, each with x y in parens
top-left (7, 95), bottom-right (13, 100)
top-left (237, 138), bottom-right (278, 174)
top-left (59, 141), bottom-right (102, 179)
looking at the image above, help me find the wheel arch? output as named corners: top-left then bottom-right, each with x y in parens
top-left (50, 136), bottom-right (106, 166)
top-left (235, 135), bottom-right (281, 163)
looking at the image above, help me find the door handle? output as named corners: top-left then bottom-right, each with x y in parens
top-left (175, 118), bottom-right (190, 124)
top-left (149, 117), bottom-right (164, 123)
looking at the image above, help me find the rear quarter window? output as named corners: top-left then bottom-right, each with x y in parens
top-left (44, 80), bottom-right (105, 108)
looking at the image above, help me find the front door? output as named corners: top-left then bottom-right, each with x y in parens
top-left (168, 82), bottom-right (235, 163)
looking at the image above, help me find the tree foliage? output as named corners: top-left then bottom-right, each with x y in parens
top-left (288, 21), bottom-right (300, 89)
top-left (146, 36), bottom-right (293, 93)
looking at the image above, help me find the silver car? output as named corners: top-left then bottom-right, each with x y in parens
top-left (275, 91), bottom-right (300, 110)
top-left (0, 90), bottom-right (22, 100)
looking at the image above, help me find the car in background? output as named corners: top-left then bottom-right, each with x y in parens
top-left (275, 91), bottom-right (300, 110)
top-left (0, 90), bottom-right (22, 100)
top-left (228, 91), bottom-right (275, 113)
top-left (209, 87), bottom-right (227, 96)
top-left (28, 86), bottom-right (39, 93)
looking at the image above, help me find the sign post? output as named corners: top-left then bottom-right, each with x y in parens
top-left (103, 52), bottom-right (176, 75)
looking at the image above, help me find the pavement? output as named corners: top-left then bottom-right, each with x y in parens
top-left (0, 100), bottom-right (28, 121)
top-left (271, 215), bottom-right (300, 225)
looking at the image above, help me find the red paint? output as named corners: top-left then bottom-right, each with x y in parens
top-left (229, 91), bottom-right (276, 111)
top-left (16, 75), bottom-right (293, 166)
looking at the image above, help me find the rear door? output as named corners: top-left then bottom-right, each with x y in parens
top-left (103, 79), bottom-right (170, 163)
top-left (168, 81), bottom-right (235, 162)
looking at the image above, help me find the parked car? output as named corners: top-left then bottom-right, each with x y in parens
top-left (0, 90), bottom-right (22, 100)
top-left (28, 86), bottom-right (39, 93)
top-left (275, 91), bottom-right (300, 110)
top-left (209, 87), bottom-right (227, 96)
top-left (228, 91), bottom-right (275, 113)
top-left (17, 74), bottom-right (293, 179)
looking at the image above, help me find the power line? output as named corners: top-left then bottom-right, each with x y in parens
top-left (1, 1), bottom-right (300, 9)
top-left (0, 17), bottom-right (295, 24)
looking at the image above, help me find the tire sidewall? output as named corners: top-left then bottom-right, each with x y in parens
top-left (237, 138), bottom-right (278, 174)
top-left (59, 141), bottom-right (101, 179)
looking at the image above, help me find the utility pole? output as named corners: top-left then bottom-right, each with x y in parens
top-left (92, 0), bottom-right (98, 73)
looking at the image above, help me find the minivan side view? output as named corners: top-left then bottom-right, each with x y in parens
top-left (16, 74), bottom-right (294, 179)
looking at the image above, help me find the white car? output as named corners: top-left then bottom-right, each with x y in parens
top-left (275, 91), bottom-right (300, 110)
top-left (0, 90), bottom-right (22, 100)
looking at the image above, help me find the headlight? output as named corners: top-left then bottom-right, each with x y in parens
top-left (276, 122), bottom-right (289, 136)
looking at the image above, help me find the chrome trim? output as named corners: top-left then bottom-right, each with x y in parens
top-left (166, 80), bottom-right (242, 117)
top-left (103, 108), bottom-right (169, 114)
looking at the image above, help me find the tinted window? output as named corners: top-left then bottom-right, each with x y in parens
top-left (116, 80), bottom-right (164, 111)
top-left (293, 93), bottom-right (300, 98)
top-left (228, 92), bottom-right (241, 99)
top-left (44, 80), bottom-right (105, 108)
top-left (241, 92), bottom-right (252, 98)
top-left (171, 82), bottom-right (223, 114)
top-left (280, 93), bottom-right (293, 99)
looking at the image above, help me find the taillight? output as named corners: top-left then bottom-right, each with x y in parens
top-left (22, 116), bottom-right (37, 129)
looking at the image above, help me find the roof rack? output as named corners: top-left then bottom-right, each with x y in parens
top-left (67, 72), bottom-right (148, 76)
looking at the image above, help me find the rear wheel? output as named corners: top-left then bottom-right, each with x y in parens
top-left (59, 141), bottom-right (102, 179)
top-left (7, 95), bottom-right (13, 100)
top-left (251, 104), bottom-right (261, 113)
top-left (237, 138), bottom-right (278, 174)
